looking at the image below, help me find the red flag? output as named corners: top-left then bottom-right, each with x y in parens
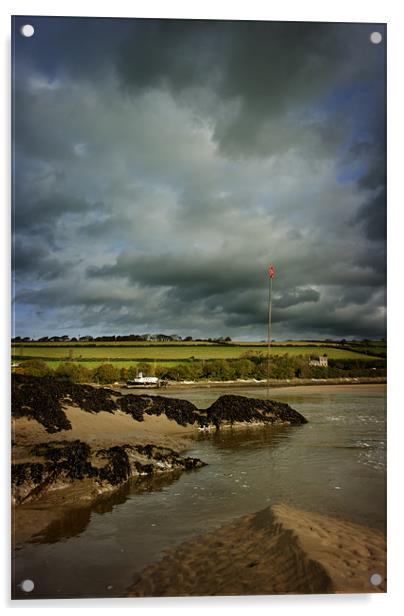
top-left (268, 263), bottom-right (275, 279)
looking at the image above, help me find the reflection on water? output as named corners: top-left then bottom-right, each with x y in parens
top-left (193, 423), bottom-right (293, 450)
top-left (30, 471), bottom-right (187, 546)
top-left (12, 385), bottom-right (386, 600)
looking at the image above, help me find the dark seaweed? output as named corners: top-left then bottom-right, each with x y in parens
top-left (206, 394), bottom-right (308, 427)
top-left (142, 395), bottom-right (199, 426)
top-left (96, 446), bottom-right (131, 485)
top-left (12, 376), bottom-right (72, 433)
top-left (12, 374), bottom-right (119, 433)
top-left (13, 439), bottom-right (206, 503)
top-left (12, 376), bottom-right (307, 435)
top-left (118, 394), bottom-right (150, 421)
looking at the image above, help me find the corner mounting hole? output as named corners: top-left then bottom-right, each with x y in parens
top-left (21, 578), bottom-right (34, 592)
top-left (370, 32), bottom-right (382, 44)
top-left (370, 572), bottom-right (382, 586)
top-left (21, 24), bottom-right (35, 38)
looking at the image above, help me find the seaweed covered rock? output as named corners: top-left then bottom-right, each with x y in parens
top-left (205, 395), bottom-right (307, 428)
top-left (12, 439), bottom-right (206, 504)
top-left (133, 443), bottom-right (206, 471)
top-left (117, 393), bottom-right (201, 426)
top-left (12, 375), bottom-right (307, 435)
top-left (12, 374), bottom-right (120, 433)
top-left (11, 375), bottom-right (201, 431)
top-left (12, 375), bottom-right (72, 432)
top-left (142, 395), bottom-right (200, 426)
top-left (96, 446), bottom-right (132, 485)
top-left (118, 394), bottom-right (151, 421)
top-left (263, 398), bottom-right (308, 424)
top-left (31, 440), bottom-right (94, 479)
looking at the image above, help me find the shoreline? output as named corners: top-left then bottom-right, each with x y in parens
top-left (12, 378), bottom-right (386, 556)
top-left (12, 378), bottom-right (307, 546)
top-left (124, 379), bottom-right (386, 399)
top-left (123, 376), bottom-right (386, 392)
top-left (175, 377), bottom-right (387, 388)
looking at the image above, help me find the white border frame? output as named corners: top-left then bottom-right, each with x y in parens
top-left (2, 2), bottom-right (402, 614)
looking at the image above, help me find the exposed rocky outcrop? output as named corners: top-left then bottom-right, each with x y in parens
top-left (12, 439), bottom-right (206, 505)
top-left (205, 394), bottom-right (308, 427)
top-left (11, 376), bottom-right (307, 507)
top-left (12, 375), bottom-right (307, 432)
top-left (12, 375), bottom-right (119, 432)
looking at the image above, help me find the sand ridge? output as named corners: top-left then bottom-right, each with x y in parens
top-left (128, 503), bottom-right (386, 596)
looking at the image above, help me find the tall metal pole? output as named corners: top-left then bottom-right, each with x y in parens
top-left (267, 275), bottom-right (272, 399)
top-left (266, 263), bottom-right (275, 399)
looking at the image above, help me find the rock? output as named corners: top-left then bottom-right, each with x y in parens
top-left (11, 439), bottom-right (206, 504)
top-left (12, 376), bottom-right (308, 433)
top-left (205, 394), bottom-right (308, 428)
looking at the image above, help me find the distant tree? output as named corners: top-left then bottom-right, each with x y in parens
top-left (120, 366), bottom-right (129, 381)
top-left (55, 362), bottom-right (91, 383)
top-left (232, 358), bottom-right (255, 378)
top-left (93, 364), bottom-right (120, 384)
top-left (137, 362), bottom-right (153, 376)
top-left (127, 365), bottom-right (139, 380)
top-left (20, 359), bottom-right (52, 378)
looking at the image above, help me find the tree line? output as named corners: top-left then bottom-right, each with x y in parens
top-left (14, 352), bottom-right (386, 384)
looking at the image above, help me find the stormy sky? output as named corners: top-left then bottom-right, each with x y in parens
top-left (12, 17), bottom-right (386, 340)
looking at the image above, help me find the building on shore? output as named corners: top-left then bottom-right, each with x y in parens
top-left (308, 354), bottom-right (328, 367)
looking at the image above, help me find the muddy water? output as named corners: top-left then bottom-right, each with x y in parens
top-left (12, 385), bottom-right (386, 599)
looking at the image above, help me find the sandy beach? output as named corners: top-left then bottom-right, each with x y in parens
top-left (128, 503), bottom-right (386, 596)
top-left (12, 377), bottom-right (386, 597)
top-left (11, 378), bottom-right (305, 546)
top-left (12, 404), bottom-right (193, 452)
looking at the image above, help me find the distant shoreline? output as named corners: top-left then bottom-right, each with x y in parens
top-left (126, 376), bottom-right (387, 392)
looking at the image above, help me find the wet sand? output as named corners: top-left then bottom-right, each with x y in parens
top-left (128, 503), bottom-right (386, 596)
top-left (12, 404), bottom-right (193, 453)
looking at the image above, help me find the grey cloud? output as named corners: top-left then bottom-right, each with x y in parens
top-left (12, 17), bottom-right (386, 339)
top-left (117, 21), bottom-right (385, 157)
top-left (354, 149), bottom-right (386, 242)
top-left (274, 288), bottom-right (320, 309)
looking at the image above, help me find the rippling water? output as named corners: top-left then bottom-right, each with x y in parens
top-left (12, 385), bottom-right (386, 599)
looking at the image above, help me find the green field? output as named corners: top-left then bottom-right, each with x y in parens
top-left (12, 341), bottom-right (383, 366)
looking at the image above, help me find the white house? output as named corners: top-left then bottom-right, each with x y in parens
top-left (308, 354), bottom-right (328, 367)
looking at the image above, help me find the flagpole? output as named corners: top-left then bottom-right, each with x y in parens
top-left (267, 275), bottom-right (272, 399)
top-left (266, 264), bottom-right (275, 399)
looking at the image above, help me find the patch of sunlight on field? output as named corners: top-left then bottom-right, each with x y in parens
top-left (11, 344), bottom-right (381, 362)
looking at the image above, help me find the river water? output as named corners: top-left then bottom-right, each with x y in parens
top-left (12, 385), bottom-right (386, 599)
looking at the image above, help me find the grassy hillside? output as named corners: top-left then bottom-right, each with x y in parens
top-left (12, 340), bottom-right (385, 367)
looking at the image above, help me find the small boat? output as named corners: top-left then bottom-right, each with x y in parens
top-left (126, 372), bottom-right (161, 388)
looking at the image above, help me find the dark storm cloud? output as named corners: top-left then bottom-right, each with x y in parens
top-left (14, 192), bottom-right (101, 234)
top-left (12, 16), bottom-right (386, 339)
top-left (117, 20), bottom-right (385, 156)
top-left (353, 147), bottom-right (387, 241)
top-left (355, 186), bottom-right (387, 241)
top-left (12, 240), bottom-right (68, 281)
top-left (85, 247), bottom-right (384, 339)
